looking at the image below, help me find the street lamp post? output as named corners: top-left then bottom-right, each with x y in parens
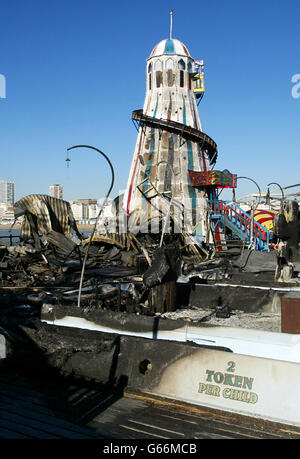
top-left (237, 176), bottom-right (261, 250)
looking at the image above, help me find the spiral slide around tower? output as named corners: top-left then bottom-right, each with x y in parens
top-left (132, 110), bottom-right (218, 165)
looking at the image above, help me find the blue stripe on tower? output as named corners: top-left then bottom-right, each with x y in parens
top-left (153, 95), bottom-right (159, 118)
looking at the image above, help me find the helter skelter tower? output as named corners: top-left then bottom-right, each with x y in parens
top-left (123, 13), bottom-right (219, 241)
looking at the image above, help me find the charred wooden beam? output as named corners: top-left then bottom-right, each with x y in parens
top-left (143, 244), bottom-right (181, 313)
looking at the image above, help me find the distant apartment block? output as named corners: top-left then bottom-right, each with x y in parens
top-left (0, 180), bottom-right (15, 205)
top-left (49, 184), bottom-right (63, 200)
top-left (0, 203), bottom-right (15, 224)
top-left (70, 199), bottom-right (98, 224)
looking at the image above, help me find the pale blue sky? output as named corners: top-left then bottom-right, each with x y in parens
top-left (0, 0), bottom-right (299, 202)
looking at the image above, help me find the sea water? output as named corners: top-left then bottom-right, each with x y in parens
top-left (0, 228), bottom-right (92, 245)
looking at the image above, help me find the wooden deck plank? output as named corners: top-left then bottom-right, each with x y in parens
top-left (146, 403), bottom-right (285, 439)
top-left (0, 426), bottom-right (29, 439)
top-left (0, 408), bottom-right (93, 439)
top-left (0, 379), bottom-right (113, 428)
top-left (0, 397), bottom-right (99, 438)
top-left (140, 406), bottom-right (267, 439)
top-left (0, 373), bottom-right (102, 439)
top-left (0, 414), bottom-right (57, 439)
top-left (0, 365), bottom-right (298, 440)
top-left (0, 390), bottom-right (67, 418)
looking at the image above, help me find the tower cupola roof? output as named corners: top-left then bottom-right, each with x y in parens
top-left (149, 38), bottom-right (191, 59)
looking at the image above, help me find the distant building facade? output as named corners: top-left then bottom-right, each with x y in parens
top-left (0, 203), bottom-right (15, 224)
top-left (70, 199), bottom-right (98, 224)
top-left (49, 184), bottom-right (63, 199)
top-left (0, 180), bottom-right (15, 205)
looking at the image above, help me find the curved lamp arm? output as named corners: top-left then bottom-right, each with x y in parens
top-left (267, 182), bottom-right (285, 205)
top-left (67, 145), bottom-right (115, 307)
top-left (236, 176), bottom-right (262, 250)
top-left (237, 176), bottom-right (261, 211)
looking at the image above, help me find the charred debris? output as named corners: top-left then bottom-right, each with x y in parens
top-left (0, 194), bottom-right (234, 321)
top-left (0, 193), bottom-right (300, 330)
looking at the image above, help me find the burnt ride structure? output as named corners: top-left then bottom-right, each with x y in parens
top-left (122, 25), bottom-right (269, 252)
top-left (123, 33), bottom-right (218, 240)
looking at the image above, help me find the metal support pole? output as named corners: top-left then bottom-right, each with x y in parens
top-left (237, 176), bottom-right (261, 250)
top-left (66, 145), bottom-right (115, 308)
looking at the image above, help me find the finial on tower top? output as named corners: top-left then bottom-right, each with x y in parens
top-left (170, 10), bottom-right (173, 39)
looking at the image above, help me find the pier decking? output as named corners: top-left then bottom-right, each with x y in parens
top-left (0, 363), bottom-right (298, 440)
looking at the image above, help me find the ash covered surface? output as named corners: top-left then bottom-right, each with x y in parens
top-left (160, 308), bottom-right (281, 332)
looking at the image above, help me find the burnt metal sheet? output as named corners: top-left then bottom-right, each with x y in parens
top-left (14, 194), bottom-right (81, 244)
top-left (40, 305), bottom-right (190, 333)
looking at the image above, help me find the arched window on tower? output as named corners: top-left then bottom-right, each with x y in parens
top-left (148, 63), bottom-right (152, 90)
top-left (178, 59), bottom-right (185, 88)
top-left (166, 58), bottom-right (175, 87)
top-left (188, 61), bottom-right (192, 89)
top-left (155, 60), bottom-right (163, 88)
